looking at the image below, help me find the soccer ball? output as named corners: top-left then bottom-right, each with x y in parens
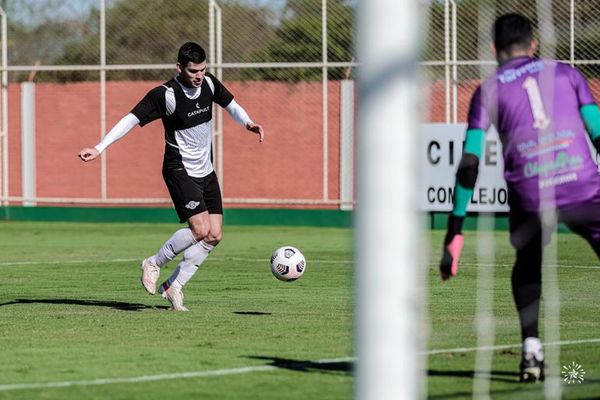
top-left (270, 246), bottom-right (306, 281)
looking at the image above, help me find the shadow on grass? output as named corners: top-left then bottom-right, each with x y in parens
top-left (0, 298), bottom-right (169, 311)
top-left (427, 387), bottom-right (541, 399)
top-left (233, 311), bottom-right (273, 315)
top-left (248, 356), bottom-right (353, 375)
top-left (428, 369), bottom-right (518, 383)
top-left (428, 370), bottom-right (600, 399)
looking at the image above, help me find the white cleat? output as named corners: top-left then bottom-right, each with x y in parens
top-left (140, 258), bottom-right (160, 295)
top-left (159, 283), bottom-right (189, 312)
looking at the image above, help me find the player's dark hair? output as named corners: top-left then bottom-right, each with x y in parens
top-left (493, 13), bottom-right (533, 54)
top-left (177, 42), bottom-right (206, 65)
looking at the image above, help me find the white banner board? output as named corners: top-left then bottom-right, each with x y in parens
top-left (420, 123), bottom-right (509, 212)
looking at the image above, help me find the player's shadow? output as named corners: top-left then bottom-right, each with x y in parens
top-left (233, 311), bottom-right (272, 315)
top-left (0, 298), bottom-right (169, 311)
top-left (428, 369), bottom-right (519, 383)
top-left (247, 356), bottom-right (353, 375)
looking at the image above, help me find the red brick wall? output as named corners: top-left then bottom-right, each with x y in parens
top-left (222, 81), bottom-right (340, 203)
top-left (424, 78), bottom-right (600, 123)
top-left (13, 78), bottom-right (598, 208)
top-left (7, 80), bottom-right (341, 207)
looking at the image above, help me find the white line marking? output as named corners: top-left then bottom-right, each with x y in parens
top-left (0, 365), bottom-right (277, 391)
top-left (428, 262), bottom-right (599, 269)
top-left (0, 257), bottom-right (353, 267)
top-left (0, 259), bottom-right (138, 267)
top-left (0, 339), bottom-right (598, 392)
top-left (426, 338), bottom-right (600, 355)
top-left (0, 357), bottom-right (354, 392)
top-left (1, 259), bottom-right (597, 268)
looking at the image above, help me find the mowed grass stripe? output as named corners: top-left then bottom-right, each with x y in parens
top-left (2, 338), bottom-right (599, 392)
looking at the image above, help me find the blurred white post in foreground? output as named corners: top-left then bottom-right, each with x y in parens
top-left (356, 0), bottom-right (424, 399)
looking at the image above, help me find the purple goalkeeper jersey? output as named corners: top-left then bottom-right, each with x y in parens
top-left (468, 56), bottom-right (600, 212)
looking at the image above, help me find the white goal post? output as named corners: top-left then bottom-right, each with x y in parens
top-left (356, 0), bottom-right (424, 399)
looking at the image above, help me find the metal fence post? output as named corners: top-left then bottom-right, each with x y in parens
top-left (0, 6), bottom-right (7, 206)
top-left (21, 82), bottom-right (35, 206)
top-left (339, 79), bottom-right (354, 211)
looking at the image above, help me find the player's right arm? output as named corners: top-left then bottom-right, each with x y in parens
top-left (78, 86), bottom-right (167, 162)
top-left (78, 113), bottom-right (140, 162)
top-left (440, 86), bottom-right (487, 280)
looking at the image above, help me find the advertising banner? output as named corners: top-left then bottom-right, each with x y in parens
top-left (420, 124), bottom-right (509, 212)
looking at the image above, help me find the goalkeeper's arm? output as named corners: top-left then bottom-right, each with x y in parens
top-left (440, 128), bottom-right (484, 280)
top-left (580, 104), bottom-right (600, 153)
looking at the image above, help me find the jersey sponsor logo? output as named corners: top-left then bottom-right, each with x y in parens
top-left (187, 103), bottom-right (210, 118)
top-left (497, 60), bottom-right (544, 84)
top-left (523, 151), bottom-right (583, 178)
top-left (185, 201), bottom-right (200, 210)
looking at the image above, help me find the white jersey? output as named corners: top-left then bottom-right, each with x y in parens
top-left (131, 74), bottom-right (234, 177)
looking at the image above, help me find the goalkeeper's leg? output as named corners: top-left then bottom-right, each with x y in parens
top-left (559, 199), bottom-right (600, 259)
top-left (510, 211), bottom-right (545, 382)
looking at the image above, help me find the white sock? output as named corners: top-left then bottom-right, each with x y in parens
top-left (150, 228), bottom-right (197, 268)
top-left (162, 241), bottom-right (214, 290)
top-left (523, 337), bottom-right (544, 360)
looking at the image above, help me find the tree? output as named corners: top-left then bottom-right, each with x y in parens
top-left (53, 0), bottom-right (273, 81)
top-left (423, 0), bottom-right (600, 81)
top-left (249, 0), bottom-right (355, 81)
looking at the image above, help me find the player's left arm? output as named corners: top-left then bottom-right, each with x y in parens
top-left (225, 100), bottom-right (264, 143)
top-left (571, 66), bottom-right (600, 152)
top-left (208, 72), bottom-right (264, 144)
top-left (580, 104), bottom-right (600, 152)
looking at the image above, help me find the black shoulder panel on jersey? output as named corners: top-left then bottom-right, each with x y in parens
top-left (204, 73), bottom-right (234, 108)
top-left (456, 153), bottom-right (479, 189)
top-left (130, 84), bottom-right (169, 127)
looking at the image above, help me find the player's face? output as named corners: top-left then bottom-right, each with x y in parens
top-left (178, 61), bottom-right (207, 88)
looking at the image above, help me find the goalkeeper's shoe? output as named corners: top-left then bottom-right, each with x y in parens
top-left (140, 258), bottom-right (160, 295)
top-left (519, 352), bottom-right (545, 383)
top-left (159, 282), bottom-right (189, 312)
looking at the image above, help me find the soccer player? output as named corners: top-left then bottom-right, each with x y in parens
top-left (440, 13), bottom-right (600, 382)
top-left (78, 42), bottom-right (264, 311)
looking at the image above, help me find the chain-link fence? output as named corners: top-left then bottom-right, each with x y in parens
top-left (0, 0), bottom-right (357, 209)
top-left (1, 1), bottom-right (599, 209)
top-left (422, 0), bottom-right (600, 124)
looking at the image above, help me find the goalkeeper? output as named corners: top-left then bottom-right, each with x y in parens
top-left (440, 13), bottom-right (600, 382)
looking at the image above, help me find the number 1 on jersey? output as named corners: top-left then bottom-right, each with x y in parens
top-left (522, 76), bottom-right (551, 130)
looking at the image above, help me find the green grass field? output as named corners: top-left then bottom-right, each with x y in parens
top-left (0, 221), bottom-right (598, 399)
